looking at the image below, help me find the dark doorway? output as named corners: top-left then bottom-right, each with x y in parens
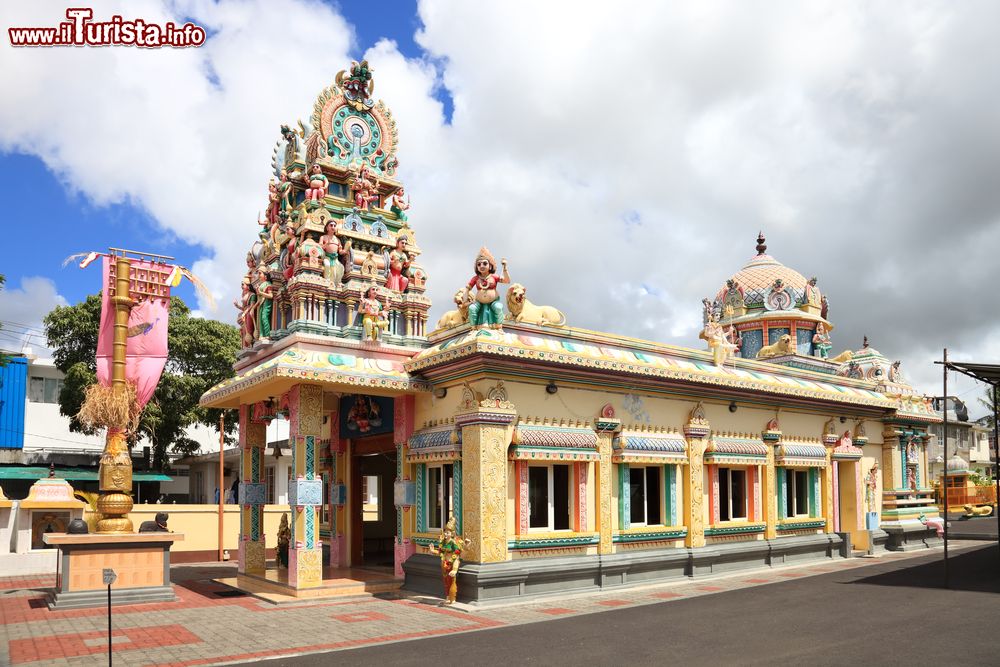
top-left (350, 433), bottom-right (396, 568)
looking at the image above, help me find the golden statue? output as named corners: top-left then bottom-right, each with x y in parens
top-left (277, 513), bottom-right (291, 568)
top-left (428, 516), bottom-right (470, 605)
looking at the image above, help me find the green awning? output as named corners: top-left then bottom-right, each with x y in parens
top-left (0, 466), bottom-right (171, 482)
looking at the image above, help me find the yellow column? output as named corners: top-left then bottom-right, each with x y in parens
top-left (822, 438), bottom-right (836, 532)
top-left (882, 428), bottom-right (902, 491)
top-left (288, 383), bottom-right (324, 588)
top-left (683, 410), bottom-right (710, 548)
top-left (762, 434), bottom-right (778, 540)
top-left (455, 384), bottom-right (516, 564)
top-left (594, 417), bottom-right (621, 555)
top-left (239, 404), bottom-right (267, 576)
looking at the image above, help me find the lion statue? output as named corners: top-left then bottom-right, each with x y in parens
top-left (506, 283), bottom-right (566, 327)
top-left (830, 350), bottom-right (853, 364)
top-left (435, 289), bottom-right (472, 330)
top-left (756, 334), bottom-right (794, 360)
top-left (963, 503), bottom-right (994, 518)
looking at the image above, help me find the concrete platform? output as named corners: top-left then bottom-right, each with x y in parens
top-left (217, 566), bottom-right (402, 604)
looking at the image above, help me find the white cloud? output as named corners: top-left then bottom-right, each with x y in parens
top-left (0, 277), bottom-right (68, 355)
top-left (2, 1), bottom-right (1000, 398)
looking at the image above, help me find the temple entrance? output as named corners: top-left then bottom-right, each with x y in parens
top-left (350, 433), bottom-right (397, 568)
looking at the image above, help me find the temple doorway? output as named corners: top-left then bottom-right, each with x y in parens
top-left (350, 433), bottom-right (397, 568)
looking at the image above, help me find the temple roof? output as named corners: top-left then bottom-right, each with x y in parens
top-left (408, 325), bottom-right (900, 411)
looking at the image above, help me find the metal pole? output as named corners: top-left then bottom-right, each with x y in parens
top-left (942, 349), bottom-right (950, 589)
top-left (107, 583), bottom-right (112, 666)
top-left (218, 413), bottom-right (225, 562)
top-left (992, 381), bottom-right (999, 566)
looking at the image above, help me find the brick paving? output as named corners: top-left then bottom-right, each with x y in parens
top-left (0, 543), bottom-right (988, 666)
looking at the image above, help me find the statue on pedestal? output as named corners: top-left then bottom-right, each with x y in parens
top-left (277, 513), bottom-right (291, 568)
top-left (428, 516), bottom-right (470, 606)
top-left (320, 221), bottom-right (350, 286)
top-left (357, 284), bottom-right (389, 342)
top-left (386, 237), bottom-right (411, 293)
top-left (812, 322), bottom-right (832, 359)
top-left (305, 163), bottom-right (328, 203)
top-left (464, 247), bottom-right (510, 329)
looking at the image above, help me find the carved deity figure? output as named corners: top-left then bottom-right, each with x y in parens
top-left (389, 187), bottom-right (410, 223)
top-left (700, 314), bottom-right (737, 366)
top-left (266, 179), bottom-right (281, 225)
top-left (812, 322), bottom-right (833, 359)
top-left (464, 247), bottom-right (510, 329)
top-left (234, 276), bottom-right (257, 347)
top-left (277, 169), bottom-right (293, 213)
top-left (350, 162), bottom-right (379, 210)
top-left (804, 277), bottom-right (821, 308)
top-left (428, 516), bottom-right (470, 605)
top-left (295, 227), bottom-right (324, 274)
top-left (889, 360), bottom-right (902, 383)
top-left (320, 221), bottom-right (350, 285)
top-left (821, 294), bottom-right (830, 320)
top-left (305, 163), bottom-right (328, 202)
top-left (357, 285), bottom-right (389, 342)
top-left (386, 237), bottom-right (411, 292)
top-left (865, 462), bottom-right (879, 511)
top-left (255, 269), bottom-right (274, 340)
top-left (276, 513), bottom-right (291, 568)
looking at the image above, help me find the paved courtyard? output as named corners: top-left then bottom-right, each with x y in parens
top-left (1, 541), bottom-right (996, 666)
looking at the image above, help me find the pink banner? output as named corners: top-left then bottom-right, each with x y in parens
top-left (95, 257), bottom-right (171, 409)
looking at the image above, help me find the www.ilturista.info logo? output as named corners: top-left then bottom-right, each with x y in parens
top-left (8, 8), bottom-right (206, 48)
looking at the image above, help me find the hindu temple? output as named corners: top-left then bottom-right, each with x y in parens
top-left (200, 61), bottom-right (942, 603)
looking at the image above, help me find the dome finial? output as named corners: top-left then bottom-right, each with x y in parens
top-left (755, 231), bottom-right (767, 255)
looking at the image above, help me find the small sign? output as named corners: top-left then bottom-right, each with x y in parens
top-left (102, 568), bottom-right (117, 586)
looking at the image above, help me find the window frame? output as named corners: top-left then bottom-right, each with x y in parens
top-left (426, 463), bottom-right (454, 531)
top-left (628, 465), bottom-right (664, 527)
top-left (718, 467), bottom-right (748, 522)
top-left (527, 463), bottom-right (573, 533)
top-left (785, 468), bottom-right (810, 518)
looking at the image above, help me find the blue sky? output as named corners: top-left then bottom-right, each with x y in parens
top-left (0, 0), bottom-right (433, 348)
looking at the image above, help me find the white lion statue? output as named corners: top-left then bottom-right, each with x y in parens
top-left (756, 334), bottom-right (794, 359)
top-left (435, 289), bottom-right (472, 330)
top-left (506, 283), bottom-right (566, 327)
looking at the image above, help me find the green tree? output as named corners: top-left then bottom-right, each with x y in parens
top-left (44, 294), bottom-right (240, 469)
top-left (979, 385), bottom-right (999, 430)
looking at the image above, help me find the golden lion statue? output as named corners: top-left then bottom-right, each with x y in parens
top-left (963, 503), bottom-right (994, 517)
top-left (506, 283), bottom-right (566, 327)
top-left (756, 334), bottom-right (794, 359)
top-left (830, 350), bottom-right (853, 364)
top-left (435, 289), bottom-right (472, 330)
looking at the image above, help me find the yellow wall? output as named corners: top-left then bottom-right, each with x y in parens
top-left (84, 505), bottom-right (296, 554)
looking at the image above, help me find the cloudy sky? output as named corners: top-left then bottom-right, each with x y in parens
top-left (1, 0), bottom-right (997, 408)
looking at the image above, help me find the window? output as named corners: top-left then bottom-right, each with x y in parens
top-left (28, 376), bottom-right (63, 404)
top-left (265, 467), bottom-right (276, 504)
top-left (528, 464), bottom-right (572, 531)
top-left (718, 467), bottom-right (747, 521)
top-left (629, 466), bottom-right (662, 526)
top-left (362, 475), bottom-right (379, 522)
top-left (427, 464), bottom-right (454, 530)
top-left (320, 472), bottom-right (330, 524)
top-left (785, 469), bottom-right (809, 517)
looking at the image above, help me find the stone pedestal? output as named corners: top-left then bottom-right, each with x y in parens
top-left (43, 532), bottom-right (183, 609)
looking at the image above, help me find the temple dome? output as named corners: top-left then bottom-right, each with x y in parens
top-left (716, 252), bottom-right (811, 307)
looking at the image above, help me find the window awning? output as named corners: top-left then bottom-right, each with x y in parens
top-left (509, 422), bottom-right (599, 462)
top-left (776, 443), bottom-right (828, 467)
top-left (0, 466), bottom-right (171, 482)
top-left (406, 425), bottom-right (461, 463)
top-left (613, 432), bottom-right (688, 464)
top-left (704, 435), bottom-right (767, 465)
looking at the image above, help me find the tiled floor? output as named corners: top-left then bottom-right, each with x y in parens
top-left (0, 544), bottom-right (986, 666)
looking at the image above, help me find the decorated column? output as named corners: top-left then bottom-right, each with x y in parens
top-left (881, 426), bottom-right (904, 491)
top-left (394, 394), bottom-right (416, 577)
top-left (238, 404), bottom-right (267, 575)
top-left (761, 421), bottom-right (781, 540)
top-left (454, 382), bottom-right (516, 564)
top-left (328, 402), bottom-right (346, 567)
top-left (683, 404), bottom-right (710, 548)
top-left (287, 384), bottom-right (324, 588)
top-left (594, 406), bottom-right (621, 555)
top-left (821, 428), bottom-right (838, 533)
